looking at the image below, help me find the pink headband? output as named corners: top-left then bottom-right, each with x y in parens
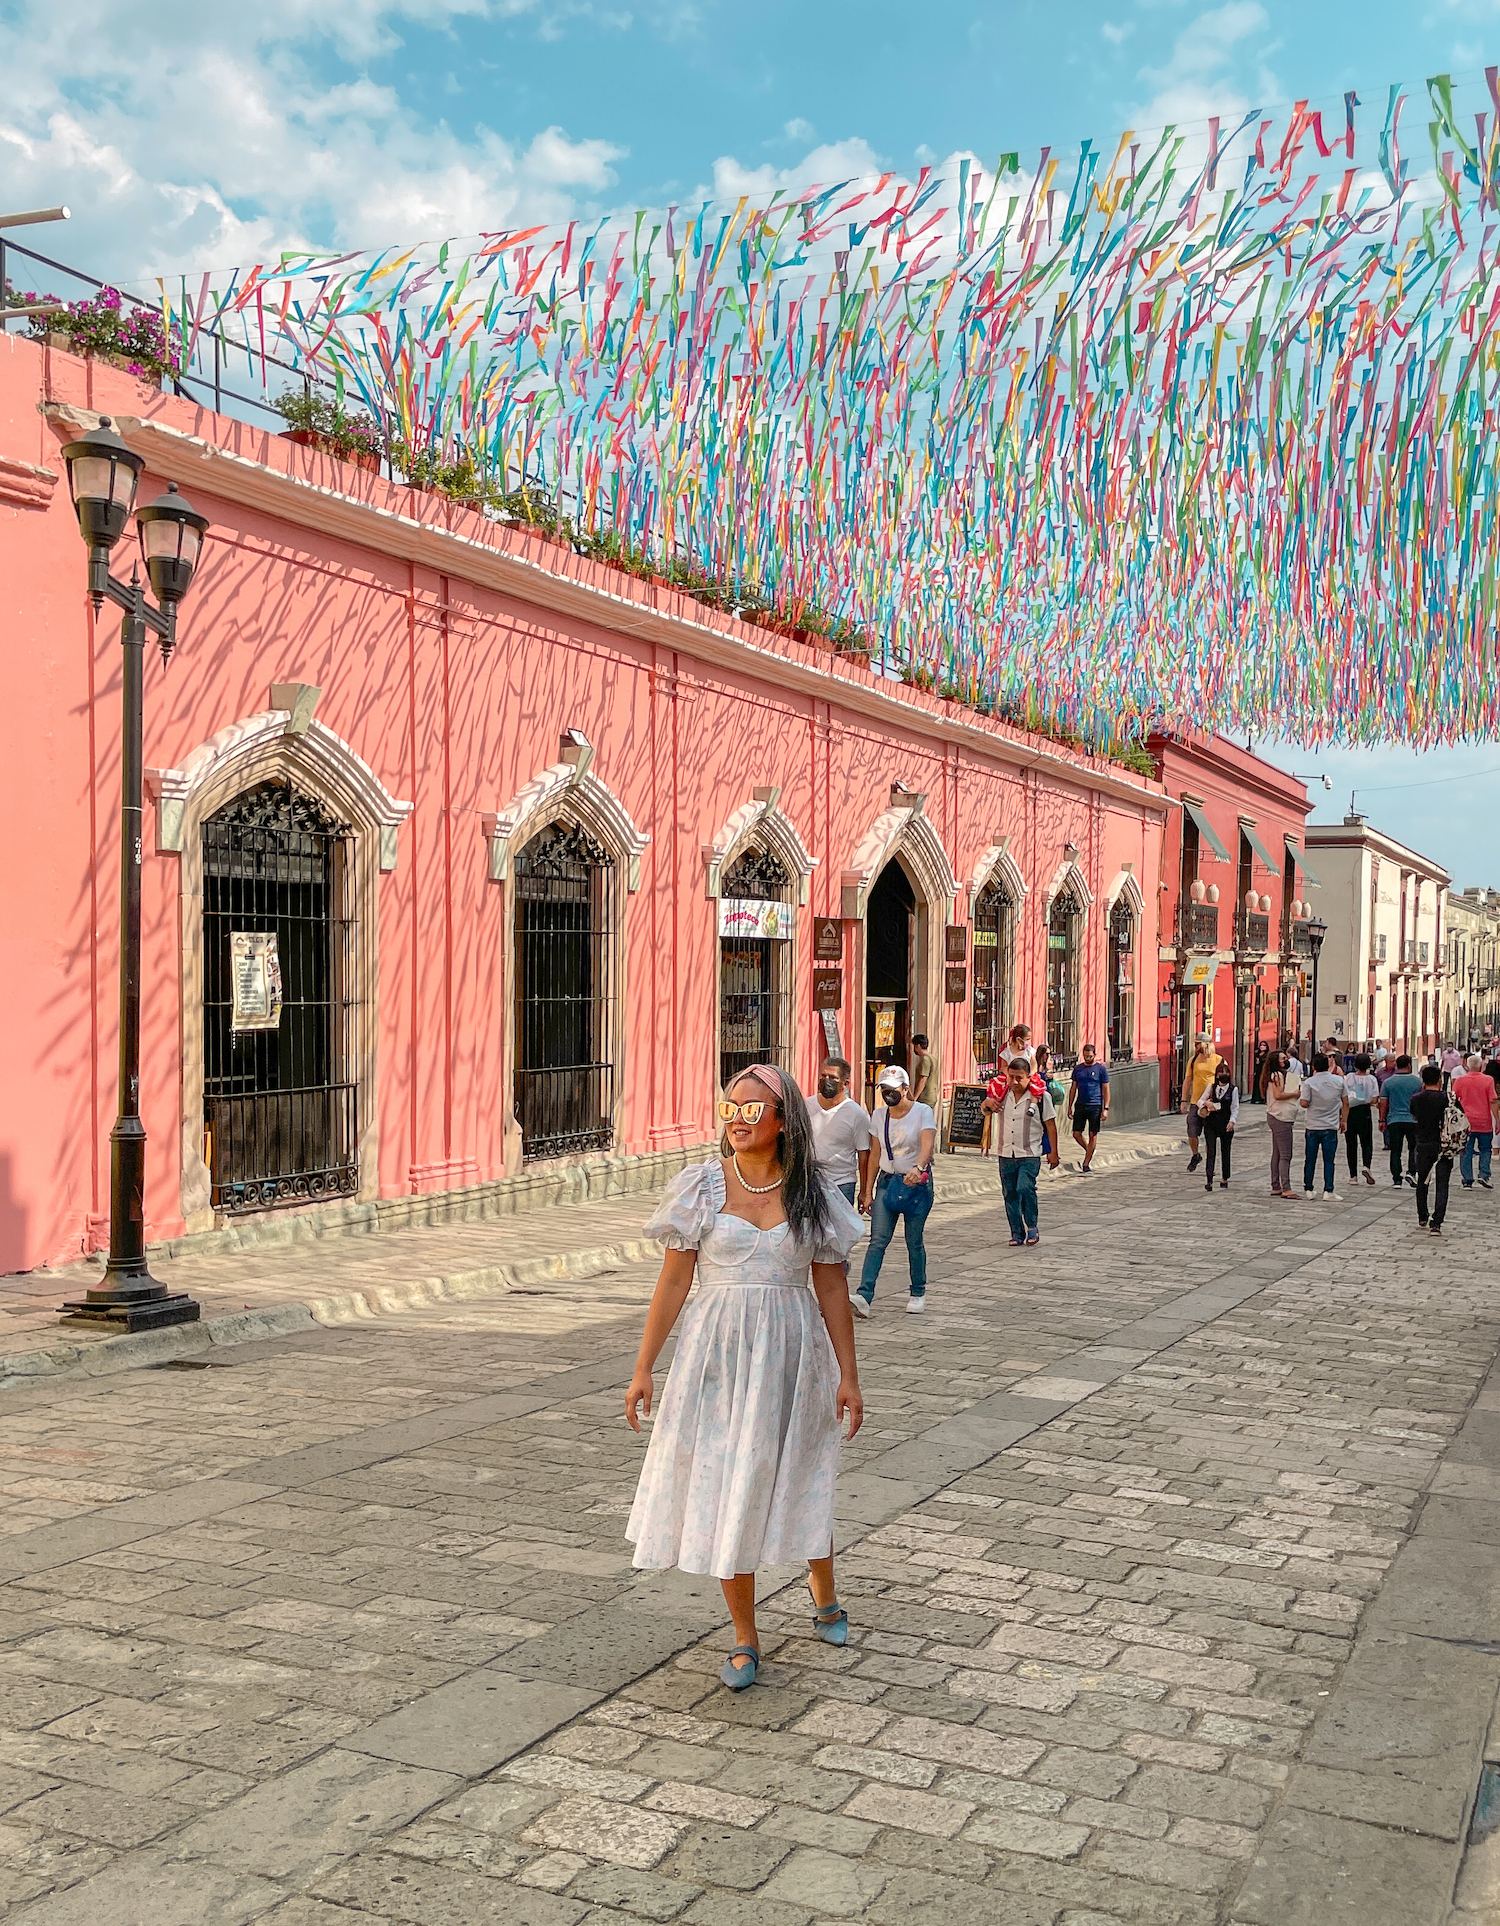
top-left (738, 1064), bottom-right (790, 1105)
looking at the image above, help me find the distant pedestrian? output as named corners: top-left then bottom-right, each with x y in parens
top-left (1067, 1042), bottom-right (1110, 1172)
top-left (1454, 1054), bottom-right (1499, 1190)
top-left (1299, 1051), bottom-right (1348, 1199)
top-left (1183, 1034), bottom-right (1216, 1172)
top-left (1379, 1054), bottom-right (1423, 1186)
top-left (1252, 1038), bottom-right (1270, 1104)
top-left (808, 1056), bottom-right (873, 1208)
top-left (982, 1055), bottom-right (1059, 1247)
top-left (1440, 1042), bottom-right (1464, 1090)
top-left (909, 1033), bottom-right (939, 1110)
top-left (854, 1066), bottom-right (937, 1316)
top-left (1035, 1044), bottom-right (1067, 1110)
top-left (1198, 1059), bottom-right (1238, 1190)
top-left (1409, 1063), bottom-right (1457, 1235)
top-left (1343, 1053), bottom-right (1380, 1188)
top-left (1265, 1050), bottom-right (1303, 1199)
top-left (625, 1065), bottom-right (865, 1690)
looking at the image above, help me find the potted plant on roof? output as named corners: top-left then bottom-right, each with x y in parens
top-left (273, 390), bottom-right (383, 473)
top-left (27, 288), bottom-right (180, 384)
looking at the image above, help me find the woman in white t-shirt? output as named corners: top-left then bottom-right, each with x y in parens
top-left (807, 1057), bottom-right (874, 1208)
top-left (852, 1066), bottom-right (937, 1318)
top-left (1342, 1052), bottom-right (1381, 1187)
top-left (1265, 1050), bottom-right (1303, 1200)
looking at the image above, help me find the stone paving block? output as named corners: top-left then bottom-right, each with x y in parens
top-left (1085, 1832), bottom-right (1236, 1894)
top-left (640, 1782), bottom-right (769, 1829)
top-left (569, 1860), bottom-right (703, 1918)
top-left (171, 1747), bottom-right (458, 1880)
top-left (522, 1792), bottom-right (682, 1871)
top-left (679, 1891), bottom-right (813, 1926)
top-left (811, 1744), bottom-right (937, 1788)
top-left (1121, 1762), bottom-right (1270, 1829)
top-left (842, 1782), bottom-right (975, 1837)
top-left (1, 1850), bottom-right (285, 1925)
top-left (1232, 1806), bottom-right (1457, 1925)
top-left (759, 1805), bottom-right (879, 1856)
top-left (664, 1820), bottom-right (794, 1890)
top-left (963, 1809), bottom-right (1090, 1860)
top-left (760, 1844), bottom-right (890, 1916)
top-left (313, 1849), bottom-right (591, 1923)
top-left (347, 1670), bottom-right (602, 1777)
top-left (866, 1863), bottom-right (1057, 1924)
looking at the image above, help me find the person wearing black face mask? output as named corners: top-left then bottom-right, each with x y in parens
top-left (808, 1057), bottom-right (874, 1212)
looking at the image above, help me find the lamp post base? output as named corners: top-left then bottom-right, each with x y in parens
top-left (58, 1285), bottom-right (201, 1332)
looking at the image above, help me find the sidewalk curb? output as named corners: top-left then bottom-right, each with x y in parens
top-left (0, 1121), bottom-right (1197, 1388)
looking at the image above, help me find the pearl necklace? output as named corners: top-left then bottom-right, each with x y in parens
top-left (732, 1154), bottom-right (783, 1194)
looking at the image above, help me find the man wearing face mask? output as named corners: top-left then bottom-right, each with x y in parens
top-left (852, 1067), bottom-right (938, 1318)
top-left (808, 1057), bottom-right (874, 1211)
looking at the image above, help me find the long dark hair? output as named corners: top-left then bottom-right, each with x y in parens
top-left (721, 1067), bottom-right (833, 1247)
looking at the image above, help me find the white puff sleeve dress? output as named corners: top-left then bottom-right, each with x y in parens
top-left (626, 1161), bottom-right (865, 1580)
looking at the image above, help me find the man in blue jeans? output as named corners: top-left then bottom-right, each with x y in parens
top-left (854, 1066), bottom-right (937, 1317)
top-left (982, 1056), bottom-right (1060, 1246)
top-left (1299, 1051), bottom-right (1349, 1199)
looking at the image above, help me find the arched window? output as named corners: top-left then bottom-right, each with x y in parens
top-left (1107, 897), bottom-right (1136, 1063)
top-left (719, 845), bottom-right (794, 1090)
top-left (971, 879), bottom-right (1016, 1074)
top-left (1047, 889), bottom-right (1085, 1063)
top-left (202, 780), bottom-right (357, 1212)
top-left (514, 820), bottom-right (616, 1158)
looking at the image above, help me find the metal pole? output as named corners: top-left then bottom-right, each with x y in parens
top-left (60, 584), bottom-right (199, 1330)
top-left (1310, 948), bottom-right (1320, 1063)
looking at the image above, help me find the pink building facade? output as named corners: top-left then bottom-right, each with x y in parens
top-left (0, 334), bottom-right (1170, 1276)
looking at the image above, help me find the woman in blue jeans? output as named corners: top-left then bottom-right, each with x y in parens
top-left (854, 1066), bottom-right (937, 1317)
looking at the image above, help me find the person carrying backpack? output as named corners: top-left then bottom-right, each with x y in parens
top-left (982, 1055), bottom-right (1060, 1247)
top-left (1409, 1063), bottom-right (1466, 1235)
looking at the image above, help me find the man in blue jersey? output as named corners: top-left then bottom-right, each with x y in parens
top-left (1067, 1042), bottom-right (1111, 1173)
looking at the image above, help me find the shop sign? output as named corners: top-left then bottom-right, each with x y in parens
top-left (812, 917), bottom-right (844, 961)
top-left (945, 924), bottom-right (968, 963)
top-left (230, 932), bottom-right (282, 1032)
top-left (812, 968), bottom-right (842, 1011)
top-left (820, 1009), bottom-right (843, 1057)
top-left (873, 1007), bottom-right (897, 1050)
top-left (1180, 954), bottom-right (1219, 988)
top-left (719, 898), bottom-right (795, 939)
top-left (944, 964), bottom-right (967, 1004)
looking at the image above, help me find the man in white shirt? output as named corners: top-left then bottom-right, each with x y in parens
top-left (808, 1056), bottom-right (873, 1210)
top-left (982, 1056), bottom-right (1060, 1248)
top-left (853, 1066), bottom-right (937, 1317)
top-left (1298, 1051), bottom-right (1349, 1198)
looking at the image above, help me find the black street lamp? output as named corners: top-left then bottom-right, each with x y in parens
top-left (57, 419), bottom-right (209, 1331)
top-left (1306, 916), bottom-right (1328, 1063)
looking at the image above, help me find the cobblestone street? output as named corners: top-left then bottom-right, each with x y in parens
top-left (0, 1121), bottom-right (1497, 1926)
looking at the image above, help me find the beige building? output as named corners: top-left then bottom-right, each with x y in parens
top-left (1441, 887), bottom-right (1500, 1048)
top-left (1303, 816), bottom-right (1449, 1055)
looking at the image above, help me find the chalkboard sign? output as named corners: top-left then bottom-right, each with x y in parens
top-left (945, 1082), bottom-right (989, 1151)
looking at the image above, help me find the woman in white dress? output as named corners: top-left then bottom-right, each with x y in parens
top-left (625, 1064), bottom-right (865, 1690)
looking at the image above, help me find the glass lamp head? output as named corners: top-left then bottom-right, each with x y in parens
top-left (60, 416), bottom-right (144, 554)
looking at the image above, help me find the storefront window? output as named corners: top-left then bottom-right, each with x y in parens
top-left (1047, 890), bottom-right (1084, 1063)
top-left (1107, 897), bottom-right (1136, 1063)
top-left (719, 846), bottom-right (793, 1089)
top-left (971, 879), bottom-right (1016, 1074)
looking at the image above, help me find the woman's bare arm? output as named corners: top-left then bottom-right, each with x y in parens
top-left (810, 1260), bottom-right (864, 1439)
top-left (624, 1249), bottom-right (697, 1431)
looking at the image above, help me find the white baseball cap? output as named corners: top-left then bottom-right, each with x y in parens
top-left (877, 1066), bottom-right (910, 1091)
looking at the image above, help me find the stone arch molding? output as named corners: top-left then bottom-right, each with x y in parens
top-left (146, 690), bottom-right (413, 866)
top-left (1103, 867), bottom-right (1146, 919)
top-left (841, 803), bottom-right (959, 918)
top-left (969, 841), bottom-right (1029, 909)
top-left (1042, 858), bottom-right (1095, 916)
top-left (486, 730), bottom-right (649, 890)
top-left (703, 789), bottom-right (818, 905)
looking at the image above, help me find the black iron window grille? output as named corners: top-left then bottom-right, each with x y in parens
top-left (972, 879), bottom-right (1016, 1073)
top-left (719, 845), bottom-right (793, 1090)
top-left (515, 819), bottom-right (616, 1159)
top-left (1047, 890), bottom-right (1084, 1064)
top-left (1107, 898), bottom-right (1136, 1063)
top-left (202, 781), bottom-right (358, 1214)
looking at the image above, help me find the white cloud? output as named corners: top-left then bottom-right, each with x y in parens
top-left (782, 117), bottom-right (816, 144)
top-left (704, 138), bottom-right (886, 203)
top-left (0, 1), bottom-right (626, 285)
top-left (1102, 20), bottom-right (1134, 46)
top-left (1129, 1), bottom-right (1270, 133)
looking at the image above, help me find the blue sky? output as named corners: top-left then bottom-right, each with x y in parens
top-left (3, 0), bottom-right (1497, 877)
